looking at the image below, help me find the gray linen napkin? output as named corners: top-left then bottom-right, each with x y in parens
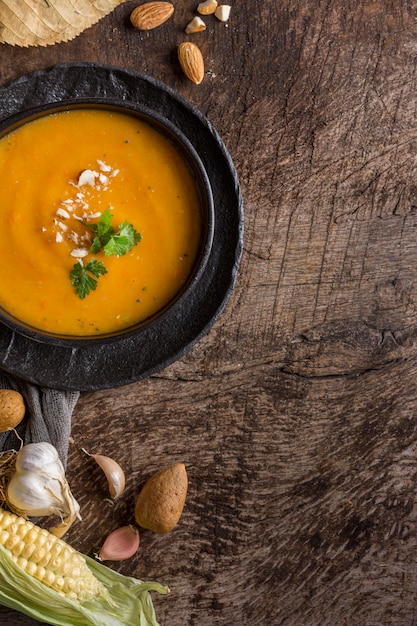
top-left (0, 372), bottom-right (79, 468)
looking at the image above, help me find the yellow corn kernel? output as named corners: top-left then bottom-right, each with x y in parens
top-left (53, 547), bottom-right (73, 575)
top-left (79, 589), bottom-right (95, 601)
top-left (16, 524), bottom-right (28, 539)
top-left (35, 565), bottom-right (46, 581)
top-left (63, 577), bottom-right (76, 593)
top-left (50, 541), bottom-right (63, 557)
top-left (26, 561), bottom-right (37, 577)
top-left (0, 530), bottom-right (9, 545)
top-left (10, 538), bottom-right (25, 557)
top-left (31, 547), bottom-right (46, 564)
top-left (70, 553), bottom-right (82, 565)
top-left (54, 575), bottom-right (65, 591)
top-left (0, 512), bottom-right (15, 528)
top-left (37, 553), bottom-right (52, 568)
top-left (44, 570), bottom-right (55, 586)
top-left (16, 556), bottom-right (27, 570)
top-left (55, 559), bottom-right (71, 576)
top-left (17, 520), bottom-right (34, 539)
top-left (34, 533), bottom-right (47, 548)
top-left (21, 542), bottom-right (36, 560)
top-left (48, 542), bottom-right (63, 566)
top-left (37, 543), bottom-right (54, 567)
top-left (0, 508), bottom-right (107, 602)
top-left (49, 555), bottom-right (63, 571)
top-left (5, 534), bottom-right (21, 552)
top-left (26, 528), bottom-right (39, 543)
top-left (10, 522), bottom-right (21, 535)
top-left (60, 547), bottom-right (72, 562)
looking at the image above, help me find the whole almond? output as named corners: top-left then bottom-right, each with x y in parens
top-left (178, 42), bottom-right (205, 85)
top-left (0, 389), bottom-right (25, 432)
top-left (130, 2), bottom-right (174, 31)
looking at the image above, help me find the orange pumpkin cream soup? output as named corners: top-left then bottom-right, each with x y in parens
top-left (0, 108), bottom-right (204, 336)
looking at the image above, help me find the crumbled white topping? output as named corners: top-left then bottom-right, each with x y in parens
top-left (51, 161), bottom-right (121, 266)
top-left (97, 159), bottom-right (112, 172)
top-left (56, 208), bottom-right (70, 219)
top-left (77, 169), bottom-right (97, 187)
top-left (70, 248), bottom-right (89, 258)
top-left (68, 231), bottom-right (79, 244)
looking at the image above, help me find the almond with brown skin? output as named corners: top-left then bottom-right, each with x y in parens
top-left (134, 463), bottom-right (188, 534)
top-left (130, 2), bottom-right (174, 31)
top-left (177, 42), bottom-right (205, 85)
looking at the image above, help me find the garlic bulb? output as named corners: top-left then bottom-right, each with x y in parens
top-left (7, 442), bottom-right (81, 538)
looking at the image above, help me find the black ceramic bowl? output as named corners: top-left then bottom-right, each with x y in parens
top-left (0, 99), bottom-right (215, 346)
top-left (0, 63), bottom-right (244, 391)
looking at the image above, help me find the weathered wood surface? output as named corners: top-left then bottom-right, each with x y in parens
top-left (2, 0), bottom-right (417, 624)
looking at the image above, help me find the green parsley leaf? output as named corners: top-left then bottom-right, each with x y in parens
top-left (96, 207), bottom-right (114, 237)
top-left (87, 208), bottom-right (115, 254)
top-left (70, 260), bottom-right (108, 300)
top-left (103, 220), bottom-right (143, 256)
top-left (72, 209), bottom-right (141, 299)
top-left (85, 209), bottom-right (141, 257)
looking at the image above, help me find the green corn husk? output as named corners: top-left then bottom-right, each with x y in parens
top-left (0, 543), bottom-right (169, 626)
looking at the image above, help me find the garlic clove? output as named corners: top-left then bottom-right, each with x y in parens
top-left (98, 525), bottom-right (140, 561)
top-left (82, 449), bottom-right (126, 499)
top-left (15, 442), bottom-right (62, 478)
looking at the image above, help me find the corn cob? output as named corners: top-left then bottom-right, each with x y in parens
top-left (0, 507), bottom-right (107, 602)
top-left (0, 506), bottom-right (169, 625)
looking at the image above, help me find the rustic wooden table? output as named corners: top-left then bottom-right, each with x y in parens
top-left (2, 1), bottom-right (417, 624)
